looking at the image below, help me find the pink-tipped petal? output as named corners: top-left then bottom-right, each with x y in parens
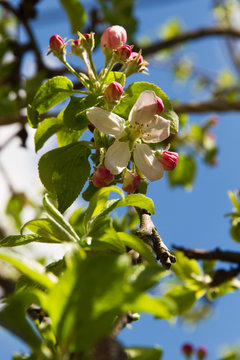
top-left (104, 141), bottom-right (131, 175)
top-left (129, 91), bottom-right (158, 125)
top-left (86, 107), bottom-right (125, 138)
top-left (133, 143), bottom-right (164, 181)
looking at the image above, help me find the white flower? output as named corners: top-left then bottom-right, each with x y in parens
top-left (86, 90), bottom-right (171, 181)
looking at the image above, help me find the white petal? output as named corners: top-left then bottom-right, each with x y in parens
top-left (86, 107), bottom-right (125, 138)
top-left (129, 91), bottom-right (157, 125)
top-left (104, 141), bottom-right (131, 175)
top-left (142, 116), bottom-right (170, 143)
top-left (133, 143), bottom-right (164, 181)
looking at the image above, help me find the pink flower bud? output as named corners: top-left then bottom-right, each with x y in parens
top-left (92, 166), bottom-right (114, 188)
top-left (49, 34), bottom-right (64, 51)
top-left (196, 346), bottom-right (207, 360)
top-left (208, 114), bottom-right (218, 126)
top-left (181, 343), bottom-right (194, 358)
top-left (104, 81), bottom-right (124, 102)
top-left (71, 39), bottom-right (83, 56)
top-left (155, 97), bottom-right (164, 114)
top-left (101, 25), bottom-right (127, 52)
top-left (122, 170), bottom-right (140, 193)
top-left (130, 52), bottom-right (148, 66)
top-left (116, 45), bottom-right (132, 61)
top-left (83, 33), bottom-right (90, 41)
top-left (158, 151), bottom-right (179, 171)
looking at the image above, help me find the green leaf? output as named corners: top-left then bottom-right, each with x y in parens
top-left (32, 76), bottom-right (73, 115)
top-left (46, 252), bottom-right (131, 352)
top-left (63, 95), bottom-right (97, 129)
top-left (126, 347), bottom-right (162, 360)
top-left (84, 185), bottom-right (124, 227)
top-left (43, 194), bottom-right (80, 242)
top-left (168, 155), bottom-right (196, 188)
top-left (59, 0), bottom-right (87, 33)
top-left (89, 220), bottom-right (126, 253)
top-left (22, 218), bottom-right (75, 243)
top-left (117, 232), bottom-right (156, 264)
top-left (27, 104), bottom-right (40, 128)
top-left (171, 251), bottom-right (202, 282)
top-left (165, 285), bottom-right (197, 315)
top-left (115, 82), bottom-right (179, 134)
top-left (56, 127), bottom-right (83, 147)
top-left (124, 292), bottom-right (175, 319)
top-left (228, 191), bottom-right (240, 214)
top-left (117, 194), bottom-right (155, 215)
top-left (0, 249), bottom-right (57, 289)
top-left (105, 71), bottom-right (126, 87)
top-left (5, 192), bottom-right (26, 230)
top-left (0, 290), bottom-right (42, 349)
top-left (34, 117), bottom-right (63, 152)
top-left (38, 142), bottom-right (90, 212)
top-left (130, 264), bottom-right (167, 291)
top-left (0, 234), bottom-right (57, 247)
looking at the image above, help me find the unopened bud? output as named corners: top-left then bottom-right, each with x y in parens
top-left (104, 81), bottom-right (123, 102)
top-left (92, 166), bottom-right (114, 188)
top-left (83, 33), bottom-right (90, 41)
top-left (181, 343), bottom-right (194, 358)
top-left (101, 25), bottom-right (127, 54)
top-left (157, 151), bottom-right (179, 171)
top-left (49, 34), bottom-right (64, 51)
top-left (122, 170), bottom-right (140, 193)
top-left (125, 51), bottom-right (149, 76)
top-left (115, 45), bottom-right (132, 62)
top-left (196, 346), bottom-right (207, 360)
top-left (156, 96), bottom-right (164, 114)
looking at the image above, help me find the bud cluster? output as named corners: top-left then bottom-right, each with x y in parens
top-left (181, 343), bottom-right (208, 359)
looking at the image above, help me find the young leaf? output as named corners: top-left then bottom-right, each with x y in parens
top-left (34, 117), bottom-right (63, 152)
top-left (114, 82), bottom-right (179, 134)
top-left (168, 155), bottom-right (196, 188)
top-left (105, 71), bottom-right (126, 87)
top-left (125, 347), bottom-right (162, 360)
top-left (32, 76), bottom-right (73, 115)
top-left (38, 142), bottom-right (90, 212)
top-left (117, 232), bottom-right (156, 264)
top-left (63, 95), bottom-right (98, 129)
top-left (171, 251), bottom-right (202, 282)
top-left (43, 194), bottom-right (80, 242)
top-left (165, 285), bottom-right (197, 315)
top-left (84, 185), bottom-right (124, 227)
top-left (46, 252), bottom-right (131, 352)
top-left (117, 194), bottom-right (155, 214)
top-left (0, 249), bottom-right (57, 289)
top-left (0, 290), bottom-right (42, 349)
top-left (22, 218), bottom-right (75, 243)
top-left (59, 0), bottom-right (87, 33)
top-left (0, 234), bottom-right (57, 247)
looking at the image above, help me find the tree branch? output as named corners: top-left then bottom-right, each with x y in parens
top-left (173, 245), bottom-right (240, 263)
top-left (173, 99), bottom-right (240, 113)
top-left (135, 208), bottom-right (176, 269)
top-left (139, 25), bottom-right (240, 56)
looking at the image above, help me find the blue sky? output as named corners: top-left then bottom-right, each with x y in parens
top-left (2, 0), bottom-right (240, 359)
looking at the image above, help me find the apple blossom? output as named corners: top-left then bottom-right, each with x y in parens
top-left (86, 90), bottom-right (171, 180)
